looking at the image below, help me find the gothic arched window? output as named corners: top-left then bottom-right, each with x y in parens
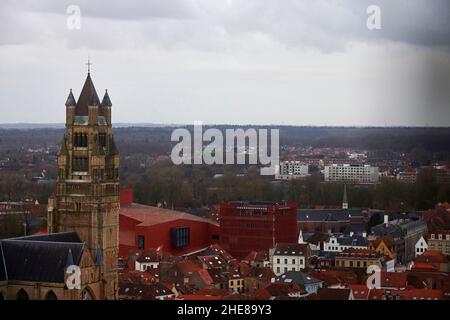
top-left (81, 287), bottom-right (95, 300)
top-left (45, 290), bottom-right (58, 300)
top-left (16, 289), bottom-right (29, 300)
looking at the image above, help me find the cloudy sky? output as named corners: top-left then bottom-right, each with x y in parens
top-left (0, 0), bottom-right (449, 126)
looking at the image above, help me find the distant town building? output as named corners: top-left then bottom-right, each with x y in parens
top-left (134, 250), bottom-right (161, 272)
top-left (324, 164), bottom-right (379, 184)
top-left (219, 201), bottom-right (297, 259)
top-left (368, 235), bottom-right (398, 261)
top-left (396, 169), bottom-right (418, 184)
top-left (335, 248), bottom-right (382, 269)
top-left (371, 218), bottom-right (428, 263)
top-left (428, 231), bottom-right (450, 256)
top-left (276, 161), bottom-right (309, 180)
top-left (323, 234), bottom-right (368, 253)
top-left (269, 243), bottom-right (309, 276)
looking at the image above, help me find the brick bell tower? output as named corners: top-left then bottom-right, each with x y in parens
top-left (48, 62), bottom-right (120, 300)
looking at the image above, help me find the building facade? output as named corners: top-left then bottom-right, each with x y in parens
top-left (219, 201), bottom-right (297, 259)
top-left (428, 231), bottom-right (450, 256)
top-left (269, 243), bottom-right (309, 276)
top-left (335, 249), bottom-right (382, 269)
top-left (324, 164), bottom-right (379, 184)
top-left (276, 161), bottom-right (309, 180)
top-left (119, 192), bottom-right (220, 257)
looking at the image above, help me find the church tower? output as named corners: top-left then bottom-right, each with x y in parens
top-left (48, 65), bottom-right (120, 300)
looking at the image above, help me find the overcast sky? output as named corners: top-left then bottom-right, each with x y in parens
top-left (0, 0), bottom-right (449, 126)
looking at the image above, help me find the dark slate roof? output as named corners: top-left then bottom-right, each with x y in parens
top-left (316, 251), bottom-right (337, 260)
top-left (273, 243), bottom-right (308, 256)
top-left (338, 234), bottom-right (368, 247)
top-left (65, 89), bottom-right (77, 107)
top-left (297, 209), bottom-right (364, 222)
top-left (304, 232), bottom-right (329, 245)
top-left (371, 219), bottom-right (426, 238)
top-left (275, 271), bottom-right (323, 286)
top-left (101, 89), bottom-right (112, 107)
top-left (343, 223), bottom-right (367, 236)
top-left (230, 200), bottom-right (289, 206)
top-left (75, 73), bottom-right (100, 115)
top-left (15, 232), bottom-right (82, 243)
top-left (0, 232), bottom-right (84, 283)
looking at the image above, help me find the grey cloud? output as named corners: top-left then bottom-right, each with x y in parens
top-left (0, 0), bottom-right (449, 52)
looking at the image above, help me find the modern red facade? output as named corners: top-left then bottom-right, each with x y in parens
top-left (219, 201), bottom-right (298, 259)
top-left (119, 190), bottom-right (220, 257)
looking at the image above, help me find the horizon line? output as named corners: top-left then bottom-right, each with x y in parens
top-left (1, 122), bottom-right (450, 129)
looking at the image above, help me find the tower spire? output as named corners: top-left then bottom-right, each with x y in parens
top-left (342, 184), bottom-right (348, 210)
top-left (86, 56), bottom-right (92, 74)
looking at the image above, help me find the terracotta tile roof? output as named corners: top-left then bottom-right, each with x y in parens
top-left (195, 268), bottom-right (214, 286)
top-left (120, 203), bottom-right (219, 227)
top-left (379, 272), bottom-right (407, 289)
top-left (255, 282), bottom-right (304, 299)
top-left (169, 295), bottom-right (219, 300)
top-left (243, 250), bottom-right (268, 262)
top-left (336, 248), bottom-right (380, 259)
top-left (207, 269), bottom-right (228, 284)
top-left (249, 267), bottom-right (276, 280)
top-left (411, 262), bottom-right (438, 271)
top-left (195, 288), bottom-right (229, 296)
top-left (418, 250), bottom-right (448, 262)
top-left (176, 260), bottom-right (201, 276)
top-left (311, 288), bottom-right (351, 300)
top-left (202, 244), bottom-right (235, 263)
top-left (403, 289), bottom-right (443, 300)
top-left (368, 288), bottom-right (443, 300)
top-left (349, 284), bottom-right (370, 300)
top-left (198, 255), bottom-right (227, 269)
top-left (310, 270), bottom-right (359, 287)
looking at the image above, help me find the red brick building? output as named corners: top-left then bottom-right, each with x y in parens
top-left (219, 201), bottom-right (297, 259)
top-left (119, 190), bottom-right (220, 257)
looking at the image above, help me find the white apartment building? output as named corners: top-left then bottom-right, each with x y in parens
top-left (324, 164), bottom-right (379, 184)
top-left (269, 243), bottom-right (309, 276)
top-left (276, 161), bottom-right (309, 180)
